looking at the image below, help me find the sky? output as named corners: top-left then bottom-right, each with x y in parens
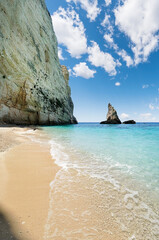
top-left (45, 0), bottom-right (159, 122)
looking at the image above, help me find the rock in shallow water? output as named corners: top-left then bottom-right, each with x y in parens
top-left (0, 0), bottom-right (77, 125)
top-left (123, 120), bottom-right (136, 124)
top-left (100, 103), bottom-right (121, 124)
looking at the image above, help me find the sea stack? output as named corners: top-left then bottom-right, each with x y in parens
top-left (123, 120), bottom-right (136, 124)
top-left (0, 0), bottom-right (77, 125)
top-left (100, 103), bottom-right (121, 124)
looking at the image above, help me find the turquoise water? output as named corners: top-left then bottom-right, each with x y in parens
top-left (44, 123), bottom-right (159, 192)
top-left (43, 123), bottom-right (159, 240)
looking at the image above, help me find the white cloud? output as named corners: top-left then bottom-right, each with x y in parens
top-left (149, 104), bottom-right (155, 110)
top-left (68, 68), bottom-right (72, 76)
top-left (120, 113), bottom-right (129, 119)
top-left (58, 47), bottom-right (65, 60)
top-left (140, 113), bottom-right (152, 118)
top-left (73, 62), bottom-right (96, 79)
top-left (66, 0), bottom-right (100, 21)
top-left (101, 14), bottom-right (113, 34)
top-left (104, 34), bottom-right (113, 43)
top-left (105, 0), bottom-right (112, 6)
top-left (88, 41), bottom-right (119, 76)
top-left (142, 84), bottom-right (149, 89)
top-left (52, 7), bottom-right (87, 58)
top-left (148, 101), bottom-right (159, 110)
top-left (104, 34), bottom-right (118, 50)
top-left (115, 82), bottom-right (121, 86)
top-left (101, 14), bottom-right (109, 27)
top-left (117, 49), bottom-right (133, 67)
top-left (115, 0), bottom-right (159, 64)
top-left (102, 16), bottom-right (119, 50)
top-left (140, 113), bottom-right (156, 121)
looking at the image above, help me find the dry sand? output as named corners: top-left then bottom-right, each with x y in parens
top-left (0, 127), bottom-right (59, 240)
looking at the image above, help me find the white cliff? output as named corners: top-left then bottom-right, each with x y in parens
top-left (0, 0), bottom-right (77, 125)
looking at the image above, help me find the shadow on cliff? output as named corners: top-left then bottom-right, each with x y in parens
top-left (0, 210), bottom-right (27, 240)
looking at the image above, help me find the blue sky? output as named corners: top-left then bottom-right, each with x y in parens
top-left (46, 0), bottom-right (159, 122)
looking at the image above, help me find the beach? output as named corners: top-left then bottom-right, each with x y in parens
top-left (0, 127), bottom-right (125, 240)
top-left (0, 127), bottom-right (59, 240)
top-left (0, 0), bottom-right (158, 239)
top-left (0, 124), bottom-right (158, 240)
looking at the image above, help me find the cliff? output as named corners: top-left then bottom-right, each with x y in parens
top-left (0, 0), bottom-right (77, 125)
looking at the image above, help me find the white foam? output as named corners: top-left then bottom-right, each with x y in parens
top-left (49, 139), bottom-right (69, 169)
top-left (129, 235), bottom-right (136, 240)
top-left (50, 139), bottom-right (122, 191)
top-left (124, 189), bottom-right (139, 204)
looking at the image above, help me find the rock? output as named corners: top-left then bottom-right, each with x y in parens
top-left (100, 103), bottom-right (121, 124)
top-left (123, 120), bottom-right (136, 124)
top-left (61, 65), bottom-right (71, 96)
top-left (0, 0), bottom-right (77, 125)
top-left (61, 65), bottom-right (69, 83)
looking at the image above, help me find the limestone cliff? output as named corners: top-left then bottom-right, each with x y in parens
top-left (100, 103), bottom-right (121, 124)
top-left (0, 0), bottom-right (77, 125)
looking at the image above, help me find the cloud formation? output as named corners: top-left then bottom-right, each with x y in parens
top-left (142, 84), bottom-right (149, 89)
top-left (58, 47), bottom-right (65, 60)
top-left (149, 104), bottom-right (155, 110)
top-left (115, 0), bottom-right (159, 64)
top-left (88, 41), bottom-right (119, 76)
top-left (115, 82), bottom-right (121, 86)
top-left (73, 62), bottom-right (96, 79)
top-left (117, 49), bottom-right (133, 67)
top-left (140, 113), bottom-right (152, 118)
top-left (104, 34), bottom-right (113, 44)
top-left (120, 113), bottom-right (129, 119)
top-left (66, 0), bottom-right (100, 21)
top-left (52, 7), bottom-right (87, 58)
top-left (52, 0), bottom-right (159, 82)
top-left (101, 14), bottom-right (113, 34)
top-left (105, 0), bottom-right (112, 7)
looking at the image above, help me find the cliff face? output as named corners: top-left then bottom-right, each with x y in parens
top-left (0, 0), bottom-right (77, 125)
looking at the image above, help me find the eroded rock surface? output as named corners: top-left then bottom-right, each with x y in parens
top-left (123, 120), bottom-right (136, 124)
top-left (0, 0), bottom-right (77, 125)
top-left (100, 103), bottom-right (121, 124)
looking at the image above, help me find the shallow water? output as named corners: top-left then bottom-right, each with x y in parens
top-left (43, 123), bottom-right (159, 240)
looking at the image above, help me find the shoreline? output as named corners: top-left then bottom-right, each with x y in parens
top-left (0, 127), bottom-right (60, 240)
top-left (0, 125), bottom-right (158, 239)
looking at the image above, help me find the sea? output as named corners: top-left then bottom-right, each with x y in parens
top-left (42, 123), bottom-right (159, 240)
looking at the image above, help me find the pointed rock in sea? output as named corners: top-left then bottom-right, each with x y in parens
top-left (100, 103), bottom-right (121, 124)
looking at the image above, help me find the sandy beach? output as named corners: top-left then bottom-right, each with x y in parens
top-left (0, 127), bottom-right (59, 240)
top-left (0, 127), bottom-right (125, 240)
top-left (0, 126), bottom-right (158, 240)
